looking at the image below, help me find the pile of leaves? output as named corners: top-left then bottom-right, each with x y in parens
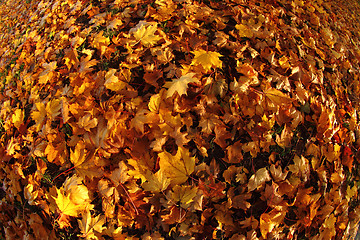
top-left (1, 0), bottom-right (360, 239)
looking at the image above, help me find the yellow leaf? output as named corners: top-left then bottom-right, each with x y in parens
top-left (63, 48), bottom-right (79, 70)
top-left (6, 137), bottom-right (20, 155)
top-left (130, 109), bottom-right (149, 134)
top-left (260, 209), bottom-right (286, 238)
top-left (278, 56), bottom-right (291, 69)
top-left (70, 142), bottom-right (87, 167)
top-left (77, 113), bottom-right (98, 132)
top-left (79, 54), bottom-right (98, 75)
top-left (109, 161), bottom-right (130, 187)
top-left (104, 68), bottom-right (126, 92)
top-left (247, 167), bottom-right (271, 192)
top-left (53, 188), bottom-right (83, 217)
top-left (320, 214), bottom-right (336, 239)
top-left (132, 22), bottom-right (162, 47)
top-left (235, 24), bottom-right (254, 38)
top-left (38, 61), bottom-right (57, 84)
top-left (191, 49), bottom-right (222, 72)
top-left (288, 155), bottom-right (310, 181)
top-left (63, 175), bottom-right (93, 207)
top-left (92, 31), bottom-right (110, 55)
top-left (148, 93), bottom-right (161, 112)
top-left (264, 88), bottom-right (293, 106)
top-left (170, 185), bottom-right (198, 209)
top-left (164, 73), bottom-right (199, 97)
top-left (142, 169), bottom-right (171, 193)
top-left (158, 147), bottom-right (195, 186)
top-left (78, 211), bottom-right (105, 240)
top-left (346, 185), bottom-right (357, 202)
top-left (107, 18), bottom-right (123, 30)
top-left (12, 108), bottom-right (24, 129)
top-left (46, 98), bottom-right (61, 120)
top-left (321, 28), bottom-right (336, 48)
top-left (69, 143), bottom-right (103, 179)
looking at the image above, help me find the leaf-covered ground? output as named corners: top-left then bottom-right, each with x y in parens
top-left (1, 0), bottom-right (360, 239)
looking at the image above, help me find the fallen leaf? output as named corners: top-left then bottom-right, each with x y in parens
top-left (191, 49), bottom-right (222, 72)
top-left (132, 22), bottom-right (162, 47)
top-left (247, 168), bottom-right (271, 192)
top-left (158, 147), bottom-right (195, 186)
top-left (164, 73), bottom-right (199, 97)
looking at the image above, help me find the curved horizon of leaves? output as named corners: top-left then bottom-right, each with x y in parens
top-left (0, 0), bottom-right (360, 239)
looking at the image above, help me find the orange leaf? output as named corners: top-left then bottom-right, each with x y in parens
top-left (342, 146), bottom-right (353, 172)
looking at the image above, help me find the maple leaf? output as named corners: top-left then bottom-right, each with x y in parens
top-left (79, 52), bottom-right (99, 75)
top-left (78, 211), bottom-right (106, 240)
top-left (142, 169), bottom-right (171, 193)
top-left (247, 167), bottom-right (271, 192)
top-left (11, 108), bottom-right (24, 129)
top-left (92, 31), bottom-right (110, 55)
top-left (130, 109), bottom-right (150, 134)
top-left (53, 188), bottom-right (84, 217)
top-left (63, 48), bottom-right (79, 70)
top-left (107, 18), bottom-right (123, 30)
top-left (260, 209), bottom-right (286, 238)
top-left (70, 142), bottom-right (103, 179)
top-left (158, 147), bottom-right (195, 186)
top-left (31, 99), bottom-right (61, 131)
top-left (288, 155), bottom-right (310, 182)
top-left (275, 124), bottom-right (293, 148)
top-left (46, 98), bottom-right (61, 120)
top-left (231, 193), bottom-right (251, 210)
top-left (104, 68), bottom-right (126, 92)
top-left (148, 93), bottom-right (161, 112)
top-left (235, 24), bottom-right (254, 38)
top-left (191, 49), bottom-right (222, 72)
top-left (77, 113), bottom-right (98, 132)
top-left (38, 61), bottom-right (57, 84)
top-left (319, 213), bottom-right (336, 239)
top-left (170, 185), bottom-right (198, 209)
top-left (164, 73), bottom-right (199, 97)
top-left (264, 87), bottom-right (293, 106)
top-left (131, 21), bottom-right (162, 47)
top-left (109, 161), bottom-right (130, 187)
top-left (63, 175), bottom-right (93, 207)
